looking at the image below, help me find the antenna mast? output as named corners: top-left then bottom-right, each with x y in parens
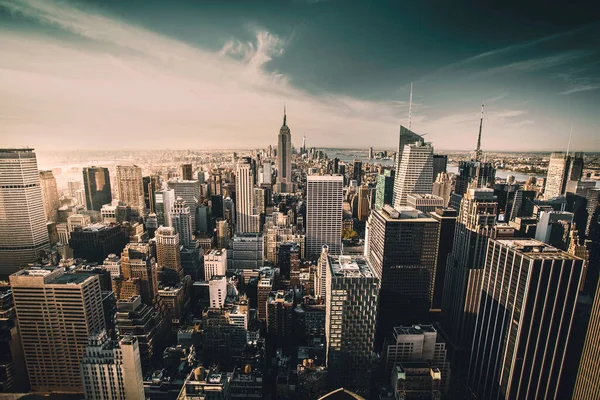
top-left (566, 125), bottom-right (573, 157)
top-left (475, 103), bottom-right (484, 162)
top-left (408, 82), bottom-right (413, 130)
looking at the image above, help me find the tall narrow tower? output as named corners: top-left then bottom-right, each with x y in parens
top-left (276, 107), bottom-right (292, 193)
top-left (306, 175), bottom-right (343, 257)
top-left (235, 157), bottom-right (260, 233)
top-left (116, 165), bottom-right (145, 213)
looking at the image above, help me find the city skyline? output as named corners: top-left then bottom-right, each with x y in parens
top-left (1, 0), bottom-right (599, 152)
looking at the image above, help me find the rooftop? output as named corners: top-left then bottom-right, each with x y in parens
top-left (496, 239), bottom-right (579, 259)
top-left (329, 255), bottom-right (376, 279)
top-left (393, 324), bottom-right (437, 337)
top-left (379, 205), bottom-right (436, 222)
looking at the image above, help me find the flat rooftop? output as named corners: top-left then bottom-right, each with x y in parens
top-left (379, 205), bottom-right (436, 222)
top-left (394, 324), bottom-right (437, 336)
top-left (330, 255), bottom-right (376, 279)
top-left (496, 239), bottom-right (579, 259)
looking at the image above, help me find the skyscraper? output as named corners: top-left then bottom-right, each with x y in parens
top-left (573, 278), bottom-right (600, 399)
top-left (544, 151), bottom-right (584, 199)
top-left (0, 149), bottom-right (50, 276)
top-left (276, 108), bottom-right (292, 193)
top-left (155, 188), bottom-right (175, 227)
top-left (155, 226), bottom-right (182, 277)
top-left (454, 161), bottom-right (496, 196)
top-left (432, 154), bottom-right (448, 182)
top-left (80, 331), bottom-right (145, 400)
top-left (205, 249), bottom-right (227, 281)
top-left (366, 205), bottom-right (440, 341)
top-left (116, 165), bottom-right (145, 213)
top-left (393, 140), bottom-right (434, 208)
top-left (468, 239), bottom-right (584, 399)
top-left (235, 157), bottom-right (260, 233)
top-left (83, 166), bottom-right (112, 211)
top-left (325, 255), bottom-right (380, 394)
top-left (180, 163), bottom-right (193, 181)
top-left (168, 179), bottom-right (201, 231)
top-left (439, 188), bottom-right (499, 394)
top-left (306, 175), bottom-right (343, 257)
top-left (10, 267), bottom-right (105, 393)
top-left (375, 170), bottom-right (394, 210)
top-left (392, 126), bottom-right (424, 206)
top-left (432, 172), bottom-right (452, 207)
top-left (39, 170), bottom-right (60, 222)
top-left (429, 207), bottom-right (457, 313)
top-left (170, 197), bottom-right (193, 248)
top-left (118, 243), bottom-right (158, 305)
top-left (353, 159), bottom-right (362, 185)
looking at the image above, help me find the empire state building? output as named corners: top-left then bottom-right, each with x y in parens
top-left (276, 108), bottom-right (292, 193)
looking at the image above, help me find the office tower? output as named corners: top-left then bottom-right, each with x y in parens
top-left (573, 278), bottom-right (600, 399)
top-left (407, 193), bottom-right (444, 213)
top-left (253, 187), bottom-right (266, 215)
top-left (116, 243), bottom-right (158, 305)
top-left (80, 331), bottom-right (145, 400)
top-left (115, 296), bottom-right (166, 373)
top-left (267, 290), bottom-right (295, 347)
top-left (103, 253), bottom-right (122, 278)
top-left (432, 172), bottom-right (452, 207)
top-left (180, 163), bottom-right (193, 181)
top-left (257, 278), bottom-right (272, 321)
top-left (210, 168), bottom-right (223, 196)
top-left (0, 149), bottom-right (50, 276)
top-left (155, 226), bottom-right (182, 276)
top-left (366, 206), bottom-right (440, 341)
top-left (67, 213), bottom-right (91, 233)
top-left (196, 205), bottom-right (211, 234)
top-left (375, 170), bottom-right (395, 210)
top-left (83, 166), bottom-right (112, 211)
top-left (10, 267), bottom-right (105, 393)
top-left (0, 288), bottom-right (28, 392)
top-left (306, 175), bottom-right (343, 257)
top-left (68, 179), bottom-right (82, 199)
top-left (455, 161), bottom-right (496, 196)
top-left (235, 157), bottom-right (260, 233)
top-left (369, 147), bottom-right (374, 159)
top-left (69, 223), bottom-right (128, 263)
top-left (170, 197), bottom-right (193, 248)
top-left (143, 175), bottom-right (160, 212)
top-left (357, 185), bottom-right (370, 222)
top-left (432, 154), bottom-right (448, 182)
top-left (227, 233), bottom-right (264, 269)
top-left (534, 210), bottom-right (574, 250)
top-left (155, 188), bottom-right (175, 227)
top-left (353, 159), bottom-right (363, 185)
top-left (439, 188), bottom-right (497, 392)
top-left (39, 170), bottom-right (59, 222)
top-left (215, 218), bottom-right (230, 249)
top-left (383, 324), bottom-right (449, 393)
top-left (168, 179), bottom-right (201, 230)
top-left (468, 239), bottom-right (584, 399)
top-left (116, 165), bottom-right (145, 213)
top-left (429, 208), bottom-right (457, 313)
top-left (314, 245), bottom-right (329, 301)
top-left (209, 275), bottom-right (227, 308)
top-left (393, 141), bottom-right (434, 208)
top-left (205, 249), bottom-right (227, 281)
top-left (392, 126), bottom-right (424, 206)
top-left (211, 194), bottom-right (224, 219)
top-left (545, 151), bottom-right (584, 199)
top-left (276, 108), bottom-right (292, 193)
top-left (223, 196), bottom-right (235, 227)
top-left (325, 255), bottom-right (380, 394)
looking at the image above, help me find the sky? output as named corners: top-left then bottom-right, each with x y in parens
top-left (1, 0), bottom-right (599, 152)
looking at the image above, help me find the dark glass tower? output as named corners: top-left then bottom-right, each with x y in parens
top-left (83, 166), bottom-right (112, 211)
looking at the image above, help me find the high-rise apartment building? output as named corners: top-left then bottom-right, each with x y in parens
top-left (39, 170), bottom-right (60, 222)
top-left (83, 166), bottom-right (112, 211)
top-left (204, 249), bottom-right (227, 281)
top-left (393, 140), bottom-right (434, 208)
top-left (306, 175), bottom-right (343, 257)
top-left (235, 157), bottom-right (260, 233)
top-left (0, 149), bottom-right (50, 276)
top-left (545, 152), bottom-right (584, 199)
top-left (375, 170), bottom-right (394, 210)
top-left (468, 239), bottom-right (584, 399)
top-left (168, 179), bottom-right (201, 231)
top-left (155, 226), bottom-right (182, 277)
top-left (171, 197), bottom-right (193, 248)
top-left (10, 267), bottom-right (105, 393)
top-left (116, 165), bottom-right (145, 213)
top-left (325, 255), bottom-right (380, 394)
top-left (276, 109), bottom-right (293, 193)
top-left (80, 330), bottom-right (145, 400)
top-left (366, 205), bottom-right (440, 341)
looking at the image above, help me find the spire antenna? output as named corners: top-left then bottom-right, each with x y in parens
top-left (283, 102), bottom-right (287, 126)
top-left (475, 103), bottom-right (484, 162)
top-left (408, 82), bottom-right (413, 130)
